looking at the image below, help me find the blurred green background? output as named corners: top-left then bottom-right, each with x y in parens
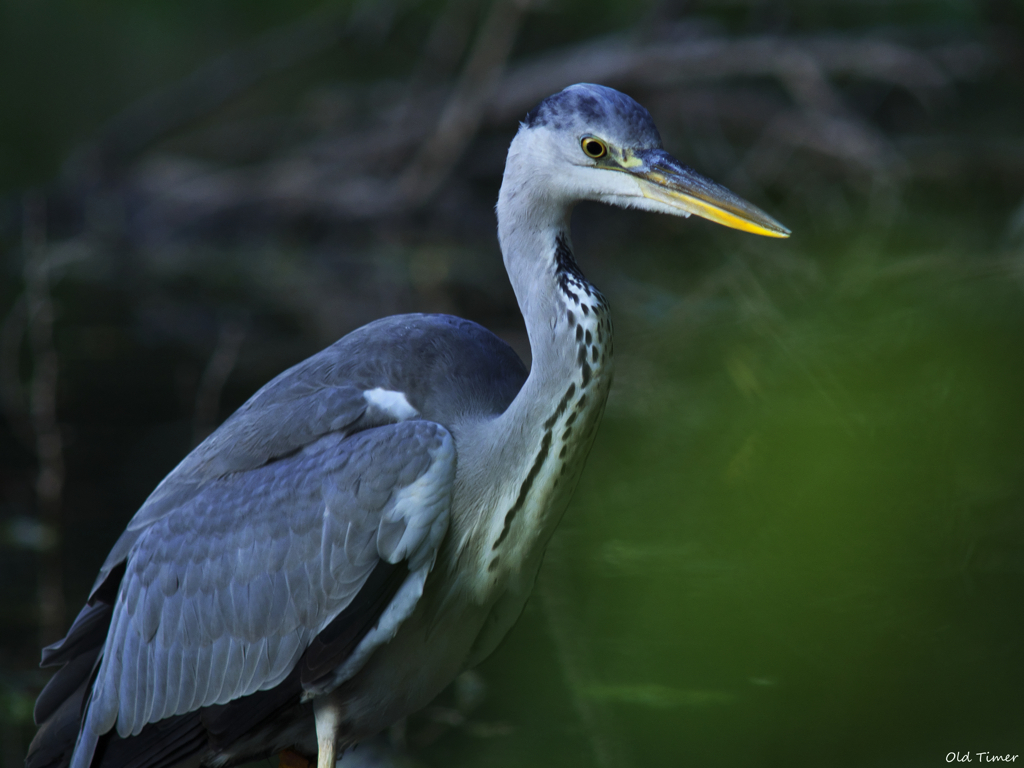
top-left (2, 0), bottom-right (1023, 766)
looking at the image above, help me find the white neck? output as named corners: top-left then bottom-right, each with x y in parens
top-left (496, 131), bottom-right (612, 410)
top-left (444, 127), bottom-right (616, 606)
top-left (473, 133), bottom-right (614, 557)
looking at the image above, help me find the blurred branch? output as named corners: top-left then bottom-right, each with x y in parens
top-left (373, 0), bottom-right (481, 152)
top-left (46, 14), bottom-right (1006, 249)
top-left (22, 192), bottom-right (66, 648)
top-left (104, 26), bottom-right (983, 226)
top-left (397, 0), bottom-right (528, 204)
top-left (69, 0), bottom-right (409, 175)
top-left (0, 295), bottom-right (32, 449)
top-left (192, 319), bottom-right (247, 446)
top-left (490, 31), bottom-right (957, 120)
top-left (538, 534), bottom-right (631, 768)
top-left (411, 0), bottom-right (479, 84)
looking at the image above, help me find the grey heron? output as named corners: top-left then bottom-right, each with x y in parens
top-left (27, 83), bottom-right (789, 768)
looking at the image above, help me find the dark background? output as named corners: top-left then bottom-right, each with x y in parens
top-left (2, 1), bottom-right (1023, 766)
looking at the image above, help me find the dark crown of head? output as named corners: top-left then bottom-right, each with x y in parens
top-left (523, 83), bottom-right (662, 150)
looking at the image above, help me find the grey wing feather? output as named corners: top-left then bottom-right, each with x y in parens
top-left (87, 381), bottom-right (373, 598)
top-left (72, 419), bottom-right (454, 763)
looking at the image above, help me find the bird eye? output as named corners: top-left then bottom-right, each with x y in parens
top-left (581, 137), bottom-right (607, 159)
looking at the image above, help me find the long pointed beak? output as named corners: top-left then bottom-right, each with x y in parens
top-left (626, 149), bottom-right (791, 238)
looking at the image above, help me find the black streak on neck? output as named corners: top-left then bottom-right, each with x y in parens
top-left (555, 234), bottom-right (608, 314)
top-left (555, 234), bottom-right (586, 296)
top-left (544, 383), bottom-right (577, 430)
top-left (493, 431), bottom-right (553, 549)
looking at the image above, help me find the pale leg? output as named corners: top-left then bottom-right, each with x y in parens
top-left (313, 699), bottom-right (342, 768)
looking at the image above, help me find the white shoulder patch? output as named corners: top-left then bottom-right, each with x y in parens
top-left (363, 387), bottom-right (419, 421)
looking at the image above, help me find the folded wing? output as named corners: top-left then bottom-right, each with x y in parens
top-left (58, 418), bottom-right (453, 768)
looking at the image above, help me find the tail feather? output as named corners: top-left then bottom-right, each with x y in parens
top-left (26, 679), bottom-right (90, 768)
top-left (68, 721), bottom-right (101, 768)
top-left (28, 572), bottom-right (120, 768)
top-left (35, 648), bottom-right (102, 727)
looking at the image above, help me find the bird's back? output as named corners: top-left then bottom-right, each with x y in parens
top-left (301, 313), bottom-right (528, 425)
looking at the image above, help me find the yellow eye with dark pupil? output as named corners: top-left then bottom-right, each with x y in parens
top-left (581, 137), bottom-right (607, 159)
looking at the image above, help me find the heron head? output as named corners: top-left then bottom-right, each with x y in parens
top-left (512, 83), bottom-right (790, 238)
